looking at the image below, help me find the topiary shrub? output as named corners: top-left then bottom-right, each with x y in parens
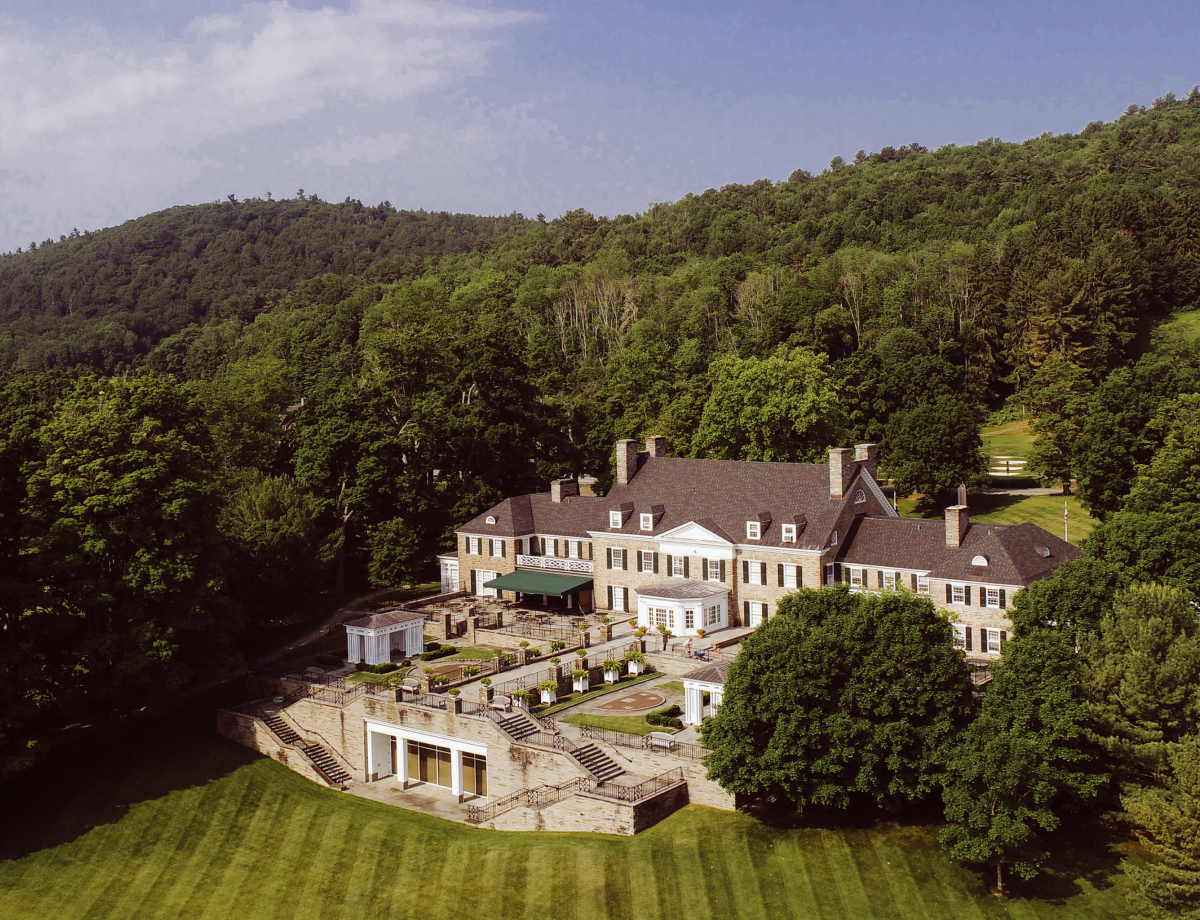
top-left (646, 704), bottom-right (684, 729)
top-left (550, 641), bottom-right (566, 652)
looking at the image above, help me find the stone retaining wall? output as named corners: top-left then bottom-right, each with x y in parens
top-left (216, 709), bottom-right (329, 788)
top-left (486, 781), bottom-right (689, 835)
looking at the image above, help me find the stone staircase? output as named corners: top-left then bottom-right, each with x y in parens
top-left (495, 711), bottom-right (541, 743)
top-left (302, 743), bottom-right (352, 786)
top-left (259, 710), bottom-right (351, 787)
top-left (569, 742), bottom-right (625, 783)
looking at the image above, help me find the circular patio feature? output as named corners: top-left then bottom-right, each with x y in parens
top-left (597, 691), bottom-right (665, 712)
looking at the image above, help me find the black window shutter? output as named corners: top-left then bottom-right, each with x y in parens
top-left (623, 587), bottom-right (629, 609)
top-left (470, 569), bottom-right (477, 593)
top-left (588, 542), bottom-right (593, 560)
top-left (743, 560), bottom-right (750, 583)
top-left (877, 570), bottom-right (884, 588)
top-left (965, 627), bottom-right (972, 651)
top-left (500, 540), bottom-right (506, 558)
top-left (622, 549), bottom-right (628, 570)
top-left (1000, 630), bottom-right (1007, 649)
top-left (911, 573), bottom-right (918, 591)
top-left (778, 563), bottom-right (785, 587)
top-left (964, 586), bottom-right (972, 605)
top-left (797, 566), bottom-right (803, 587)
top-left (946, 584), bottom-right (952, 603)
top-left (743, 600), bottom-right (750, 620)
top-left (554, 539), bottom-right (560, 557)
top-left (761, 562), bottom-right (768, 583)
top-left (999, 589), bottom-right (1006, 609)
top-left (606, 547), bottom-right (613, 569)
top-left (666, 554), bottom-right (673, 575)
top-left (683, 557), bottom-right (690, 578)
top-left (607, 585), bottom-right (613, 608)
top-left (719, 560), bottom-right (726, 582)
top-left (980, 627), bottom-right (987, 650)
top-left (488, 538), bottom-right (494, 556)
top-left (653, 552), bottom-right (659, 574)
top-left (701, 557), bottom-right (709, 580)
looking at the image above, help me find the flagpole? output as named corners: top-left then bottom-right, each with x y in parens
top-left (1064, 499), bottom-right (1069, 542)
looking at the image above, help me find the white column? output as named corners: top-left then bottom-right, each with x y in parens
top-left (684, 685), bottom-right (702, 725)
top-left (712, 687), bottom-right (724, 712)
top-left (451, 749), bottom-right (464, 800)
top-left (366, 729), bottom-right (376, 781)
top-left (397, 737), bottom-right (409, 786)
top-left (347, 630), bottom-right (357, 663)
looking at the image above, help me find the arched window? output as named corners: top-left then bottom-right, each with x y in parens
top-left (971, 554), bottom-right (989, 566)
top-left (854, 489), bottom-right (866, 503)
top-left (485, 515), bottom-right (496, 525)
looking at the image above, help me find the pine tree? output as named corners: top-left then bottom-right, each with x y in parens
top-left (1122, 738), bottom-right (1200, 919)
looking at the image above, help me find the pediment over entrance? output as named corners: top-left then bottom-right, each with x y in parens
top-left (655, 520), bottom-right (732, 545)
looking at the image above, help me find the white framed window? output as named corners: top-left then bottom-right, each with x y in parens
top-left (783, 564), bottom-right (799, 588)
top-left (746, 521), bottom-right (761, 540)
top-left (639, 550), bottom-right (655, 573)
top-left (651, 607), bottom-right (672, 629)
top-left (479, 570), bottom-right (498, 598)
top-left (611, 585), bottom-right (627, 611)
top-left (883, 571), bottom-right (896, 590)
top-left (485, 515), bottom-right (496, 524)
top-left (685, 609), bottom-right (695, 629)
top-left (986, 587), bottom-right (1000, 608)
top-left (952, 624), bottom-right (967, 650)
top-left (640, 513), bottom-right (653, 531)
top-left (850, 567), bottom-right (865, 587)
top-left (568, 540), bottom-right (579, 559)
top-left (917, 576), bottom-right (930, 595)
top-left (705, 604), bottom-right (721, 626)
top-left (781, 523), bottom-right (796, 543)
top-left (854, 489), bottom-right (866, 503)
top-left (672, 555), bottom-right (685, 576)
top-left (708, 560), bottom-right (721, 581)
top-left (985, 628), bottom-right (1002, 654)
top-left (748, 600), bottom-right (767, 626)
top-left (489, 539), bottom-right (504, 558)
top-left (952, 584), bottom-right (966, 604)
top-left (745, 560), bottom-right (763, 585)
top-left (832, 531), bottom-right (838, 546)
top-left (467, 536), bottom-right (481, 555)
top-left (609, 510), bottom-right (622, 528)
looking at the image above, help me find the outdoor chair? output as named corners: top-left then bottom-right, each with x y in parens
top-left (648, 732), bottom-right (676, 752)
top-left (489, 694), bottom-right (511, 711)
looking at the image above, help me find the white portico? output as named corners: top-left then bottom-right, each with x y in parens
top-left (344, 609), bottom-right (424, 666)
top-left (680, 661), bottom-right (728, 725)
top-left (364, 718), bottom-right (489, 800)
top-left (635, 578), bottom-right (729, 637)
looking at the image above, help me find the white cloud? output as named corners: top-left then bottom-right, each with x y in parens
top-left (0, 0), bottom-right (535, 249)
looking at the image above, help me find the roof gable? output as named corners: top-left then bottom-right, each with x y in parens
top-left (654, 520), bottom-right (734, 546)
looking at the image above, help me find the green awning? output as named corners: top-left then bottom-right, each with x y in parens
top-left (483, 569), bottom-right (593, 596)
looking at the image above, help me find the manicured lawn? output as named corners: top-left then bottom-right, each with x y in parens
top-left (532, 671), bottom-right (661, 717)
top-left (980, 422), bottom-right (1035, 461)
top-left (1154, 307), bottom-right (1200, 344)
top-left (899, 493), bottom-right (1094, 546)
top-left (560, 712), bottom-right (668, 736)
top-left (658, 681), bottom-right (685, 695)
top-left (346, 668), bottom-right (413, 685)
top-left (0, 717), bottom-right (1138, 919)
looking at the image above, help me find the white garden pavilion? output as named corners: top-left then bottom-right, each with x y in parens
top-left (680, 661), bottom-right (728, 725)
top-left (344, 609), bottom-right (425, 666)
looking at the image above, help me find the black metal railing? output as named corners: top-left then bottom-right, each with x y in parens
top-left (466, 776), bottom-right (592, 824)
top-left (577, 726), bottom-right (709, 763)
top-left (490, 622), bottom-right (579, 642)
top-left (581, 768), bottom-right (685, 804)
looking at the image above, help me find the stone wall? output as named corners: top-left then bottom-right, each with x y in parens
top-left (216, 709), bottom-right (329, 787)
top-left (486, 781), bottom-right (689, 835)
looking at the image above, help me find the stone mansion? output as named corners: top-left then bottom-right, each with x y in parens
top-left (441, 437), bottom-right (1079, 657)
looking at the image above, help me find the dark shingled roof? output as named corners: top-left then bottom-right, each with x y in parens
top-left (344, 609), bottom-right (425, 630)
top-left (635, 578), bottom-right (731, 600)
top-left (460, 491), bottom-right (602, 538)
top-left (836, 516), bottom-right (1080, 586)
top-left (681, 661), bottom-right (730, 685)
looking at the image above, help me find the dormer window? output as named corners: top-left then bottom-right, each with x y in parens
top-left (640, 513), bottom-right (653, 531)
top-left (485, 515), bottom-right (496, 525)
top-left (609, 511), bottom-right (622, 528)
top-left (854, 489), bottom-right (866, 504)
top-left (971, 554), bottom-right (989, 566)
top-left (746, 521), bottom-right (761, 540)
top-left (782, 523), bottom-right (796, 543)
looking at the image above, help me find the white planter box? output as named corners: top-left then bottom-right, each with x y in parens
top-left (540, 689), bottom-right (557, 705)
top-left (628, 661), bottom-right (644, 675)
top-left (604, 669), bottom-right (620, 684)
top-left (514, 698), bottom-right (530, 711)
top-left (573, 678), bottom-right (589, 693)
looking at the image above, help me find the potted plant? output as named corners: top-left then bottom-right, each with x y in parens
top-left (575, 648), bottom-right (588, 658)
top-left (512, 689), bottom-right (531, 711)
top-left (602, 658), bottom-right (622, 683)
top-left (448, 688), bottom-right (461, 697)
top-left (696, 628), bottom-right (706, 639)
top-left (528, 647), bottom-right (541, 657)
top-left (549, 656), bottom-right (561, 665)
top-left (480, 677), bottom-right (492, 687)
top-left (572, 669), bottom-right (589, 692)
top-left (599, 616), bottom-right (611, 625)
top-left (550, 640), bottom-right (566, 652)
top-left (461, 665), bottom-right (480, 679)
top-left (626, 650), bottom-right (646, 675)
top-left (434, 674), bottom-right (450, 687)
top-left (628, 617), bottom-right (638, 627)
top-left (537, 679), bottom-right (558, 705)
top-left (634, 627), bottom-right (647, 638)
top-left (519, 640), bottom-right (530, 649)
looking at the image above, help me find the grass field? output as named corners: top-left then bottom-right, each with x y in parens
top-left (898, 494), bottom-right (1095, 545)
top-left (561, 712), bottom-right (664, 736)
top-left (0, 717), bottom-right (1138, 920)
top-left (1154, 307), bottom-right (1200, 344)
top-left (980, 422), bottom-right (1035, 461)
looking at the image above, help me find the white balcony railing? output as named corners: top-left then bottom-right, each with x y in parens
top-left (516, 555), bottom-right (593, 575)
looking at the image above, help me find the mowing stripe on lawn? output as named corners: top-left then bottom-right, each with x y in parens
top-left (817, 829), bottom-right (875, 918)
top-left (602, 844), bottom-right (634, 920)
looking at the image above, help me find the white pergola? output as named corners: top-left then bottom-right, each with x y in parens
top-left (344, 609), bottom-right (425, 666)
top-left (680, 661), bottom-right (728, 725)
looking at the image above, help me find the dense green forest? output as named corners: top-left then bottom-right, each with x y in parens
top-left (4, 98), bottom-right (1200, 899)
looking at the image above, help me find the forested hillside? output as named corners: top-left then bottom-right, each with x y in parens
top-left (6, 95), bottom-right (1200, 793)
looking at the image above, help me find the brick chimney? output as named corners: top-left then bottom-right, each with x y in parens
top-left (616, 439), bottom-right (639, 486)
top-left (945, 505), bottom-right (969, 548)
top-left (829, 447), bottom-right (854, 499)
top-left (645, 435), bottom-right (666, 458)
top-left (854, 443), bottom-right (878, 482)
top-left (550, 478), bottom-right (579, 503)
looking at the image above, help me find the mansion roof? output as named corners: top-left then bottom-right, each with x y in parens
top-left (344, 609), bottom-right (425, 631)
top-left (635, 578), bottom-right (731, 600)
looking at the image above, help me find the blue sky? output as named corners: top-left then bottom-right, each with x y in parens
top-left (1, 1), bottom-right (1198, 251)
